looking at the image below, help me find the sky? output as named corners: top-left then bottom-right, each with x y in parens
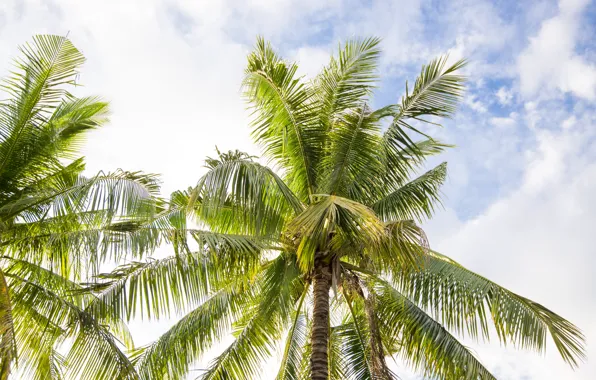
top-left (1, 0), bottom-right (596, 379)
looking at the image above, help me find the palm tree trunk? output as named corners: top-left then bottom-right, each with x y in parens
top-left (310, 257), bottom-right (332, 380)
top-left (0, 270), bottom-right (14, 380)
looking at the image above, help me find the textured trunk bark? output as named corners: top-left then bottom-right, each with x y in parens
top-left (0, 270), bottom-right (13, 380)
top-left (365, 295), bottom-right (392, 379)
top-left (310, 257), bottom-right (332, 380)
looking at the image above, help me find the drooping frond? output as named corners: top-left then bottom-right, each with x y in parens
top-left (190, 155), bottom-right (302, 237)
top-left (374, 279), bottom-right (496, 380)
top-left (349, 220), bottom-right (428, 277)
top-left (287, 195), bottom-right (385, 271)
top-left (396, 251), bottom-right (586, 367)
top-left (243, 37), bottom-right (323, 199)
top-left (0, 169), bottom-right (159, 223)
top-left (4, 258), bottom-right (136, 380)
top-left (132, 287), bottom-right (249, 380)
top-left (340, 293), bottom-right (373, 380)
top-left (328, 324), bottom-right (347, 380)
top-left (201, 254), bottom-right (303, 380)
top-left (65, 316), bottom-right (139, 380)
top-left (86, 231), bottom-right (264, 321)
top-left (276, 287), bottom-right (309, 380)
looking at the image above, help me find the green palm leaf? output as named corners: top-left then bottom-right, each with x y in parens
top-left (374, 278), bottom-right (496, 380)
top-left (397, 251), bottom-right (586, 367)
top-left (276, 287), bottom-right (309, 380)
top-left (372, 162), bottom-right (447, 222)
top-left (315, 37), bottom-right (381, 131)
top-left (243, 37), bottom-right (323, 199)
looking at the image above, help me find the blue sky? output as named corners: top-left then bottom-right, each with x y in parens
top-left (1, 0), bottom-right (595, 379)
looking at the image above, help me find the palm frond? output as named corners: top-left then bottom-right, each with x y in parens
top-left (287, 195), bottom-right (385, 271)
top-left (201, 254), bottom-right (303, 380)
top-left (352, 220), bottom-right (428, 277)
top-left (315, 37), bottom-right (381, 130)
top-left (320, 105), bottom-right (383, 201)
top-left (394, 56), bottom-right (466, 123)
top-left (190, 155), bottom-right (302, 238)
top-left (340, 293), bottom-right (373, 380)
top-left (65, 315), bottom-right (139, 380)
top-left (243, 37), bottom-right (323, 199)
top-left (276, 286), bottom-right (309, 380)
top-left (86, 231), bottom-right (263, 322)
top-left (396, 251), bottom-right (586, 367)
top-left (132, 287), bottom-right (250, 380)
top-left (380, 57), bottom-right (465, 190)
top-left (5, 259), bottom-right (136, 380)
top-left (0, 170), bottom-right (159, 223)
top-left (372, 162), bottom-right (447, 222)
top-left (374, 279), bottom-right (496, 380)
top-left (0, 35), bottom-right (86, 184)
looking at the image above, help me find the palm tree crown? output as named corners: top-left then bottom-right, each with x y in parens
top-left (0, 35), bottom-right (166, 380)
top-left (92, 37), bottom-right (585, 380)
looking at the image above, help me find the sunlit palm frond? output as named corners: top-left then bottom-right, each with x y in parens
top-left (5, 259), bottom-right (135, 380)
top-left (201, 254), bottom-right (303, 380)
top-left (348, 220), bottom-right (429, 277)
top-left (320, 105), bottom-right (384, 202)
top-left (340, 294), bottom-right (373, 380)
top-left (0, 35), bottom-right (86, 186)
top-left (86, 231), bottom-right (263, 322)
top-left (0, 170), bottom-right (159, 224)
top-left (132, 287), bottom-right (250, 380)
top-left (315, 37), bottom-right (381, 130)
top-left (243, 37), bottom-right (323, 199)
top-left (372, 279), bottom-right (496, 379)
top-left (190, 155), bottom-right (302, 237)
top-left (380, 57), bottom-right (465, 190)
top-left (276, 288), bottom-right (309, 380)
top-left (372, 162), bottom-right (446, 222)
top-left (395, 251), bottom-right (586, 367)
top-left (0, 271), bottom-right (15, 380)
top-left (395, 56), bottom-right (466, 123)
top-left (287, 195), bottom-right (385, 271)
top-left (65, 316), bottom-right (139, 380)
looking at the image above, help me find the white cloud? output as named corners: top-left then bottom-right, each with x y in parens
top-left (489, 112), bottom-right (517, 129)
top-left (496, 86), bottom-right (514, 105)
top-left (562, 115), bottom-right (577, 130)
top-left (518, 0), bottom-right (596, 99)
top-left (291, 45), bottom-right (331, 79)
top-left (464, 93), bottom-right (488, 113)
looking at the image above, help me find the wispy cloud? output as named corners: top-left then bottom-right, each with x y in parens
top-left (518, 0), bottom-right (596, 99)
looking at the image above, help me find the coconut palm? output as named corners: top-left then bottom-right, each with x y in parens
top-left (0, 35), bottom-right (168, 379)
top-left (92, 38), bottom-right (585, 379)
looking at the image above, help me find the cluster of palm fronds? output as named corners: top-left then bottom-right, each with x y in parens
top-left (0, 35), bottom-right (585, 380)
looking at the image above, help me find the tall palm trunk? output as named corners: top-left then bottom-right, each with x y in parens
top-left (310, 256), bottom-right (332, 380)
top-left (0, 270), bottom-right (14, 380)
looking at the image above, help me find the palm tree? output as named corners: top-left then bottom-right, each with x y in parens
top-left (0, 35), bottom-right (167, 379)
top-left (92, 38), bottom-right (585, 379)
